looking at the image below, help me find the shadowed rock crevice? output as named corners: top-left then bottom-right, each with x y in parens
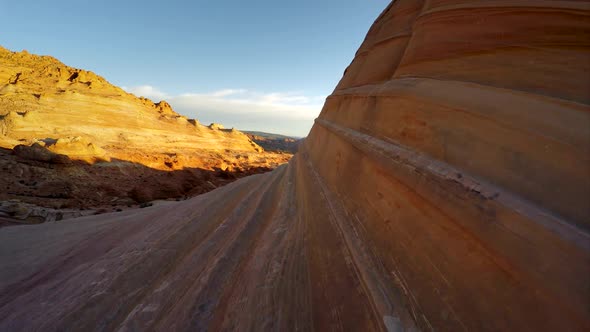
top-left (67, 72), bottom-right (79, 82)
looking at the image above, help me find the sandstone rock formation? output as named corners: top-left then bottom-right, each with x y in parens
top-left (0, 46), bottom-right (290, 212)
top-left (0, 1), bottom-right (589, 331)
top-left (0, 45), bottom-right (287, 167)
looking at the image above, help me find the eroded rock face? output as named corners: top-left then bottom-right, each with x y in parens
top-left (0, 1), bottom-right (588, 331)
top-left (299, 1), bottom-right (590, 329)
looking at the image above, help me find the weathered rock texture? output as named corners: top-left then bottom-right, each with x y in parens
top-left (1, 1), bottom-right (589, 331)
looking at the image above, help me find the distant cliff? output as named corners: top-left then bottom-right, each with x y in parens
top-left (244, 131), bottom-right (301, 153)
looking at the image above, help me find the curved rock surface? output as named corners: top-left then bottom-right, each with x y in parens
top-left (1, 1), bottom-right (589, 331)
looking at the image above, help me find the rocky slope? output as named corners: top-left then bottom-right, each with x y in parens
top-left (1, 1), bottom-right (589, 331)
top-left (0, 46), bottom-right (266, 162)
top-left (0, 46), bottom-right (290, 217)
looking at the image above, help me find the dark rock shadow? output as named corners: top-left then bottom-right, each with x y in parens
top-left (0, 146), bottom-right (275, 224)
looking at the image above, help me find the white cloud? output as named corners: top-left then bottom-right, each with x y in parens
top-left (209, 89), bottom-right (247, 97)
top-left (123, 85), bottom-right (168, 101)
top-left (123, 85), bottom-right (324, 137)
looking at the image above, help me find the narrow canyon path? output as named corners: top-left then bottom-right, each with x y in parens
top-left (0, 155), bottom-right (415, 331)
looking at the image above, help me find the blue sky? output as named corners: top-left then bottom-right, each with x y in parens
top-left (1, 0), bottom-right (390, 136)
